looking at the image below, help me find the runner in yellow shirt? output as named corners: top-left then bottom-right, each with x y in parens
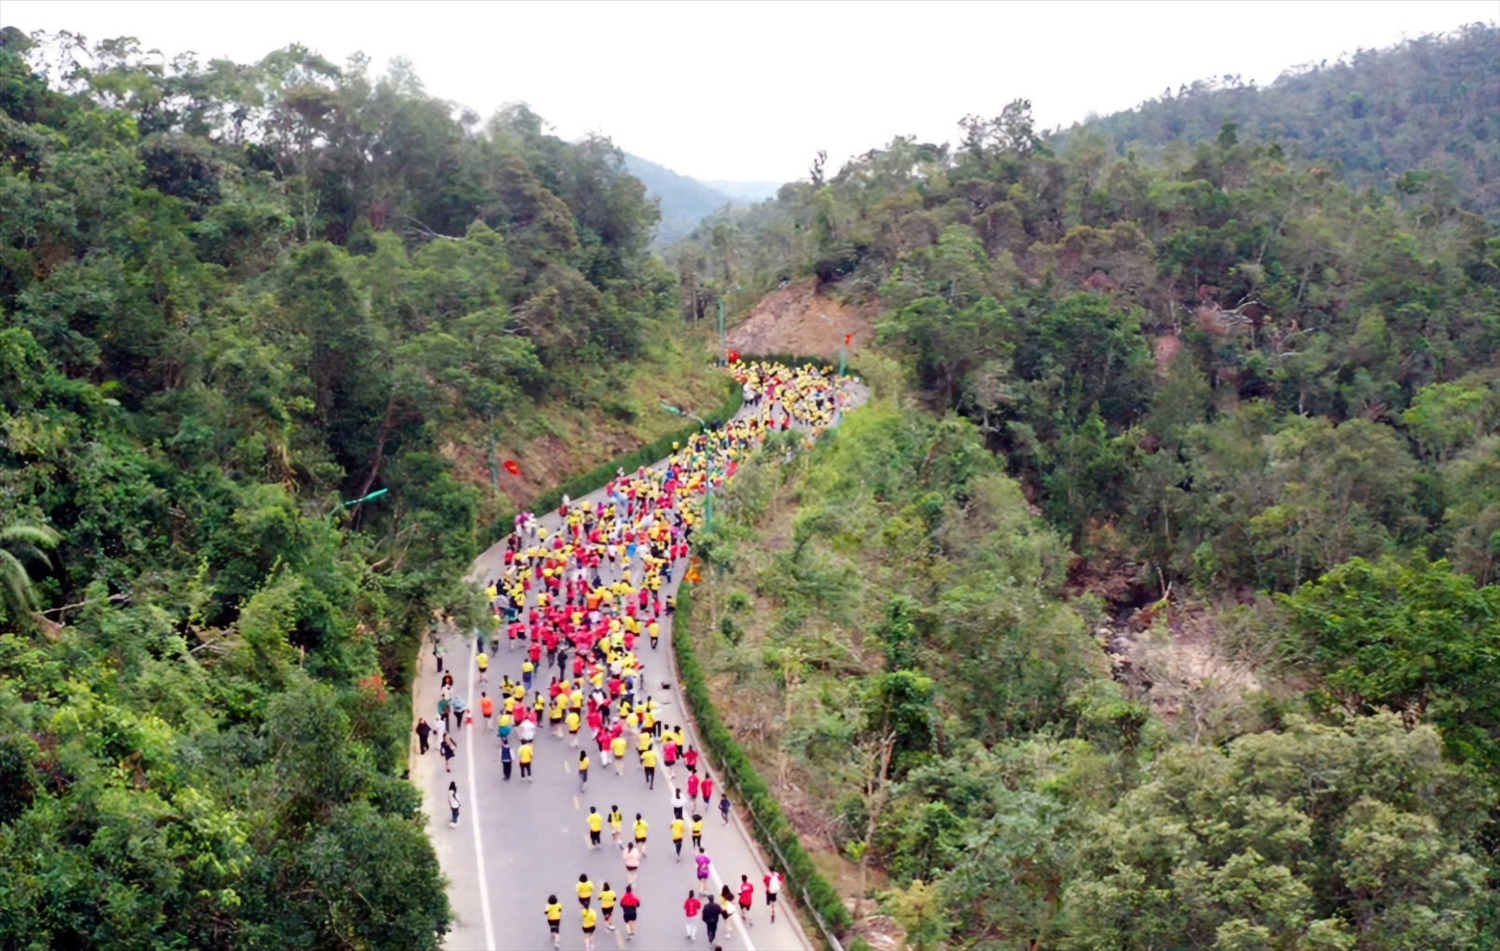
top-left (587, 806), bottom-right (604, 848)
top-left (545, 895), bottom-right (563, 948)
top-left (633, 814), bottom-right (649, 855)
top-left (580, 905), bottom-right (598, 951)
top-left (611, 733), bottom-right (628, 775)
top-left (598, 883), bottom-right (617, 932)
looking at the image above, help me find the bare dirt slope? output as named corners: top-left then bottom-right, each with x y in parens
top-left (728, 278), bottom-right (877, 359)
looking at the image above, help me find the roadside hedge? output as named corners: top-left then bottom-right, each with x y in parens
top-left (673, 581), bottom-right (854, 944)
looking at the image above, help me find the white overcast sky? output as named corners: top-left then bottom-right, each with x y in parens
top-left (3, 1), bottom-right (1494, 183)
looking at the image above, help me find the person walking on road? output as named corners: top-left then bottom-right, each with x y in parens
top-left (447, 781), bottom-right (459, 828)
top-left (519, 739), bottom-right (534, 781)
top-left (683, 891), bottom-right (702, 941)
top-left (576, 873), bottom-right (595, 909)
top-left (611, 732), bottom-right (627, 775)
top-left (620, 885), bottom-right (640, 939)
top-left (432, 639), bottom-right (444, 673)
top-left (671, 787), bottom-right (686, 820)
top-left (701, 773), bottom-right (715, 809)
top-left (694, 846), bottom-right (712, 891)
top-left (440, 733), bottom-right (457, 773)
top-left (642, 745), bottom-right (657, 789)
top-left (719, 791), bottom-right (732, 826)
top-left (700, 895), bottom-right (723, 945)
top-left (691, 813), bottom-right (704, 851)
top-left (738, 874), bottom-right (754, 927)
top-left (672, 815), bottom-right (685, 860)
top-left (580, 905), bottom-right (598, 951)
top-left (578, 750), bottom-right (590, 792)
top-left (545, 894), bottom-right (563, 949)
top-left (623, 840), bottom-right (641, 885)
top-left (598, 882), bottom-right (617, 932)
top-left (500, 738), bottom-right (513, 780)
top-left (415, 717), bottom-right (431, 754)
top-left (609, 805), bottom-right (624, 848)
top-left (451, 693), bottom-right (467, 733)
top-left (632, 813), bottom-right (648, 856)
top-left (587, 806), bottom-right (603, 848)
top-left (718, 885), bottom-right (736, 940)
top-left (764, 868), bottom-right (784, 923)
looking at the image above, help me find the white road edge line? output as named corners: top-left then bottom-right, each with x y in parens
top-left (463, 633), bottom-right (497, 950)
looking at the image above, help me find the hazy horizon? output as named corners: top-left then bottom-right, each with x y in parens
top-left (3, 0), bottom-right (1494, 184)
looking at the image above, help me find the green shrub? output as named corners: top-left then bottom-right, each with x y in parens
top-left (673, 582), bottom-right (855, 942)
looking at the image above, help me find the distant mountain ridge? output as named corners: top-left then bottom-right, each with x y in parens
top-left (1055, 22), bottom-right (1500, 213)
top-left (702, 179), bottom-right (782, 203)
top-left (621, 154), bottom-right (782, 246)
top-left (621, 154), bottom-right (732, 246)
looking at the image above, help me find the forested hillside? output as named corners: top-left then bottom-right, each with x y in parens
top-left (672, 27), bottom-right (1500, 950)
top-left (622, 152), bottom-right (733, 246)
top-left (0, 28), bottom-right (717, 948)
top-left (1059, 23), bottom-right (1500, 214)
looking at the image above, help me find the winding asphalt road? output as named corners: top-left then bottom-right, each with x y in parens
top-left (413, 373), bottom-right (868, 951)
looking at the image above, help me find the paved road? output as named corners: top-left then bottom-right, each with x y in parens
top-left (413, 370), bottom-right (868, 951)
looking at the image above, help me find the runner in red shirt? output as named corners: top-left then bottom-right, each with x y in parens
top-left (619, 885), bottom-right (641, 938)
top-left (737, 875), bottom-right (754, 926)
top-left (764, 869), bottom-right (784, 922)
top-left (683, 891), bottom-right (702, 941)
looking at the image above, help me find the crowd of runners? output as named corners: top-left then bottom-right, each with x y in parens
top-left (416, 360), bottom-right (852, 949)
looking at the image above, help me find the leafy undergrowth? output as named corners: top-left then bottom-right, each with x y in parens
top-left (685, 367), bottom-right (1497, 949)
top-left (448, 332), bottom-right (732, 528)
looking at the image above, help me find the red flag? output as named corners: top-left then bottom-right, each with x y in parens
top-left (728, 349), bottom-right (741, 364)
top-left (503, 460), bottom-right (521, 476)
top-left (844, 333), bottom-right (853, 347)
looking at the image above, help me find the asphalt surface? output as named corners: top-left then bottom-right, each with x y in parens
top-left (414, 371), bottom-right (869, 951)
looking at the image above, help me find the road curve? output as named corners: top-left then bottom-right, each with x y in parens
top-left (414, 366), bottom-right (868, 951)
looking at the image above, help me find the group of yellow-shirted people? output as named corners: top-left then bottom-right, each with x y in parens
top-left (441, 360), bottom-right (850, 950)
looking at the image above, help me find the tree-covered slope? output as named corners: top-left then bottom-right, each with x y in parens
top-left (0, 28), bottom-right (710, 949)
top-left (622, 152), bottom-right (733, 246)
top-left (670, 27), bottom-right (1500, 950)
top-left (1058, 23), bottom-right (1500, 214)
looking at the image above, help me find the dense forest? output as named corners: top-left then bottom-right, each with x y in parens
top-left (3, 15), bottom-right (1499, 951)
top-left (1057, 23), bottom-right (1500, 215)
top-left (674, 23), bottom-right (1500, 951)
top-left (0, 27), bottom-right (720, 948)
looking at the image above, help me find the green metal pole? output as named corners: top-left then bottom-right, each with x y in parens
top-left (718, 297), bottom-right (726, 366)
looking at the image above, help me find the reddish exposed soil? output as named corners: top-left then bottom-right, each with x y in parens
top-left (727, 278), bottom-right (876, 359)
